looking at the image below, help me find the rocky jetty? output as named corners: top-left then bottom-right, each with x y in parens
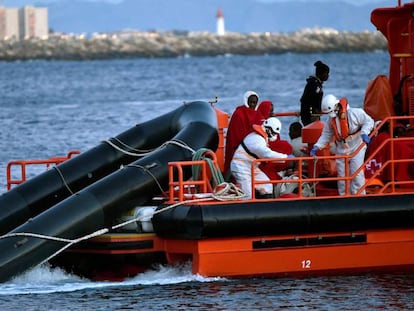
top-left (0, 29), bottom-right (387, 61)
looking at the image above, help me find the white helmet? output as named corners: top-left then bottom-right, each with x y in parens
top-left (263, 117), bottom-right (281, 134)
top-left (263, 117), bottom-right (281, 141)
top-left (322, 94), bottom-right (339, 117)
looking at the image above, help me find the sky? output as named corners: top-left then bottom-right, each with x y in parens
top-left (2, 0), bottom-right (397, 33)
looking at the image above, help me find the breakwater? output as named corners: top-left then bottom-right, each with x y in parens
top-left (0, 29), bottom-right (387, 61)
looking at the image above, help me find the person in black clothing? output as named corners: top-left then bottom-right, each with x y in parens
top-left (300, 60), bottom-right (330, 126)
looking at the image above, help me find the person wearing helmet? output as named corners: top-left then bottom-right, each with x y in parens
top-left (230, 116), bottom-right (294, 199)
top-left (321, 94), bottom-right (341, 118)
top-left (252, 100), bottom-right (294, 180)
top-left (310, 94), bottom-right (374, 195)
top-left (300, 60), bottom-right (330, 126)
top-left (224, 91), bottom-right (260, 177)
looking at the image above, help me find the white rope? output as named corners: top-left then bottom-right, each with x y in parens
top-left (111, 137), bottom-right (155, 153)
top-left (211, 182), bottom-right (245, 201)
top-left (164, 140), bottom-right (196, 154)
top-left (103, 139), bottom-right (155, 157)
top-left (0, 228), bottom-right (110, 266)
top-left (111, 197), bottom-right (214, 230)
top-left (39, 228), bottom-right (110, 266)
top-left (127, 163), bottom-right (168, 197)
top-left (53, 166), bottom-right (74, 195)
top-left (0, 232), bottom-right (73, 243)
top-left (103, 138), bottom-right (196, 157)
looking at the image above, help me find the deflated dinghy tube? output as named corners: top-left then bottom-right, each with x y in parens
top-left (0, 100), bottom-right (218, 283)
top-left (0, 101), bottom-right (212, 235)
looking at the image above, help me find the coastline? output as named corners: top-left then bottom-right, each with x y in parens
top-left (0, 30), bottom-right (387, 61)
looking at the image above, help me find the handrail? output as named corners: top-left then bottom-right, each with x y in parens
top-left (273, 111), bottom-right (300, 117)
top-left (167, 113), bottom-right (414, 203)
top-left (168, 160), bottom-right (213, 202)
top-left (251, 154), bottom-right (350, 198)
top-left (251, 115), bottom-right (414, 199)
top-left (6, 150), bottom-right (80, 190)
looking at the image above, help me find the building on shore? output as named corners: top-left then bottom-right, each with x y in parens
top-left (216, 8), bottom-right (225, 36)
top-left (0, 5), bottom-right (48, 40)
top-left (0, 7), bottom-right (18, 39)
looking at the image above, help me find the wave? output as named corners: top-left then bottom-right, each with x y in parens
top-left (49, 104), bottom-right (81, 110)
top-left (0, 262), bottom-right (224, 296)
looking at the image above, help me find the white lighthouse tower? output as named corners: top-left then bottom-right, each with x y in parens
top-left (216, 8), bottom-right (225, 36)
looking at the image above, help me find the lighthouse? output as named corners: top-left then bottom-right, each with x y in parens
top-left (216, 8), bottom-right (225, 36)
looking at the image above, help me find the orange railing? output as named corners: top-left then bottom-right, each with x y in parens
top-left (168, 150), bottom-right (223, 202)
top-left (252, 123), bottom-right (414, 199)
top-left (6, 150), bottom-right (80, 190)
top-left (168, 115), bottom-right (414, 203)
top-left (168, 160), bottom-right (214, 202)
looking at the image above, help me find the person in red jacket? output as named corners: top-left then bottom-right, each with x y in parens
top-left (253, 100), bottom-right (274, 125)
top-left (224, 90), bottom-right (259, 176)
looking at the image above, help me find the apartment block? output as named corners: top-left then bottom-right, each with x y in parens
top-left (0, 6), bottom-right (48, 40)
top-left (0, 7), bottom-right (19, 39)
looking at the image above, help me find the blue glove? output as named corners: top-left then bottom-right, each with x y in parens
top-left (361, 134), bottom-right (370, 144)
top-left (310, 145), bottom-right (319, 157)
top-left (287, 154), bottom-right (295, 158)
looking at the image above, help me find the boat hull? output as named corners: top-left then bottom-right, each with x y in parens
top-left (51, 233), bottom-right (167, 281)
top-left (55, 193), bottom-right (414, 280)
top-left (174, 228), bottom-right (414, 277)
top-left (56, 227), bottom-right (414, 280)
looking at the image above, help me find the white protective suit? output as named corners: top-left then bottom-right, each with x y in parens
top-left (314, 107), bottom-right (374, 195)
top-left (230, 128), bottom-right (288, 199)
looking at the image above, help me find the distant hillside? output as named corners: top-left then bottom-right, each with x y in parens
top-left (40, 0), bottom-right (394, 34)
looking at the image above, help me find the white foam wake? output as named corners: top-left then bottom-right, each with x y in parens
top-left (0, 262), bottom-right (224, 296)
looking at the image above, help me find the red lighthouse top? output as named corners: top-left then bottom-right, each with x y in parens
top-left (217, 8), bottom-right (223, 18)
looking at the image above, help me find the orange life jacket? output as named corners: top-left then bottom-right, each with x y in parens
top-left (330, 98), bottom-right (350, 141)
top-left (240, 124), bottom-right (269, 159)
top-left (252, 124), bottom-right (268, 141)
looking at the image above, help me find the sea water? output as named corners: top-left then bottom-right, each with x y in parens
top-left (1, 52), bottom-right (413, 310)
